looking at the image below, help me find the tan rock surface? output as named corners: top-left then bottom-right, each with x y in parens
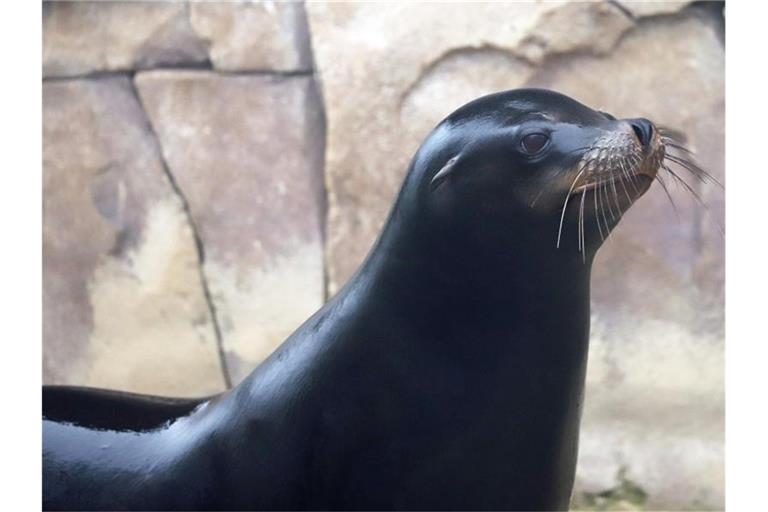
top-left (618, 0), bottom-right (693, 18)
top-left (190, 1), bottom-right (312, 71)
top-left (43, 1), bottom-right (208, 77)
top-left (135, 71), bottom-right (325, 385)
top-left (43, 77), bottom-right (226, 396)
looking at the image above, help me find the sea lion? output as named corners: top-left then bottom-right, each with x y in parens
top-left (43, 88), bottom-right (703, 510)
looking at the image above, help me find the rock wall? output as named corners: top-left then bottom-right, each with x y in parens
top-left (42, 1), bottom-right (724, 510)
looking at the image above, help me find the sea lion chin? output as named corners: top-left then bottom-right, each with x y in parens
top-left (44, 88), bottom-right (700, 511)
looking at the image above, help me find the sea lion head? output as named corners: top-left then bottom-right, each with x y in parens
top-left (402, 88), bottom-right (670, 262)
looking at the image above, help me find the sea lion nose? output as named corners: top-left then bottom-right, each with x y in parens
top-left (628, 118), bottom-right (654, 148)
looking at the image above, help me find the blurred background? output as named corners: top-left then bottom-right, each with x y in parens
top-left (42, 1), bottom-right (724, 510)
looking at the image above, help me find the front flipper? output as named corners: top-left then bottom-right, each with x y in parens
top-left (42, 385), bottom-right (216, 431)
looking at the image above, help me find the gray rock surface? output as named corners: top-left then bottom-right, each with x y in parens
top-left (135, 71), bottom-right (325, 385)
top-left (43, 77), bottom-right (226, 396)
top-left (307, 1), bottom-right (724, 509)
top-left (43, 1), bottom-right (208, 77)
top-left (189, 1), bottom-right (312, 72)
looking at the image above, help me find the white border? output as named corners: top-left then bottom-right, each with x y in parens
top-left (726, 1), bottom-right (768, 510)
top-left (5, 0), bottom-right (765, 509)
top-left (0, 1), bottom-right (42, 510)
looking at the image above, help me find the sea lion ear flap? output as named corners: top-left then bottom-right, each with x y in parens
top-left (430, 155), bottom-right (460, 191)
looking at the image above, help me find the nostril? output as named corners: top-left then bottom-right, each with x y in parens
top-left (629, 118), bottom-right (654, 148)
top-left (630, 123), bottom-right (644, 144)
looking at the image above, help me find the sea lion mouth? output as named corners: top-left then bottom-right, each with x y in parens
top-left (569, 122), bottom-right (664, 197)
top-left (567, 121), bottom-right (719, 200)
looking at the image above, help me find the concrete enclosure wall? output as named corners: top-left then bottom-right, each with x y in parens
top-left (42, 1), bottom-right (724, 510)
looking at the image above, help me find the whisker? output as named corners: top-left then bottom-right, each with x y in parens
top-left (620, 157), bottom-right (640, 195)
top-left (655, 174), bottom-right (680, 220)
top-left (629, 153), bottom-right (643, 178)
top-left (663, 164), bottom-right (724, 236)
top-left (607, 175), bottom-right (621, 219)
top-left (659, 128), bottom-right (723, 188)
top-left (556, 167), bottom-right (586, 248)
top-left (664, 154), bottom-right (724, 188)
top-left (600, 177), bottom-right (615, 223)
top-left (662, 140), bottom-right (696, 156)
top-left (579, 190), bottom-right (587, 263)
top-left (594, 178), bottom-right (605, 242)
top-left (597, 176), bottom-right (614, 221)
top-left (601, 155), bottom-right (619, 220)
top-left (665, 154), bottom-right (708, 183)
top-left (616, 164), bottom-right (634, 202)
top-left (657, 126), bottom-right (688, 144)
top-left (660, 134), bottom-right (686, 146)
top-left (627, 156), bottom-right (638, 192)
top-left (599, 180), bottom-right (612, 235)
top-left (663, 164), bottom-right (705, 206)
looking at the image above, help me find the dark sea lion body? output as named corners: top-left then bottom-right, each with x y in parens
top-left (43, 89), bottom-right (664, 510)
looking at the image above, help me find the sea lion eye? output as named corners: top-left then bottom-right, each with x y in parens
top-left (520, 133), bottom-right (549, 155)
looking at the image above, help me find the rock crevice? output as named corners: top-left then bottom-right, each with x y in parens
top-left (128, 78), bottom-right (233, 389)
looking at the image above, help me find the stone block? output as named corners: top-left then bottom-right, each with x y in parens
top-left (190, 1), bottom-right (312, 71)
top-left (43, 1), bottom-right (208, 77)
top-left (43, 76), bottom-right (226, 396)
top-left (135, 71), bottom-right (325, 385)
